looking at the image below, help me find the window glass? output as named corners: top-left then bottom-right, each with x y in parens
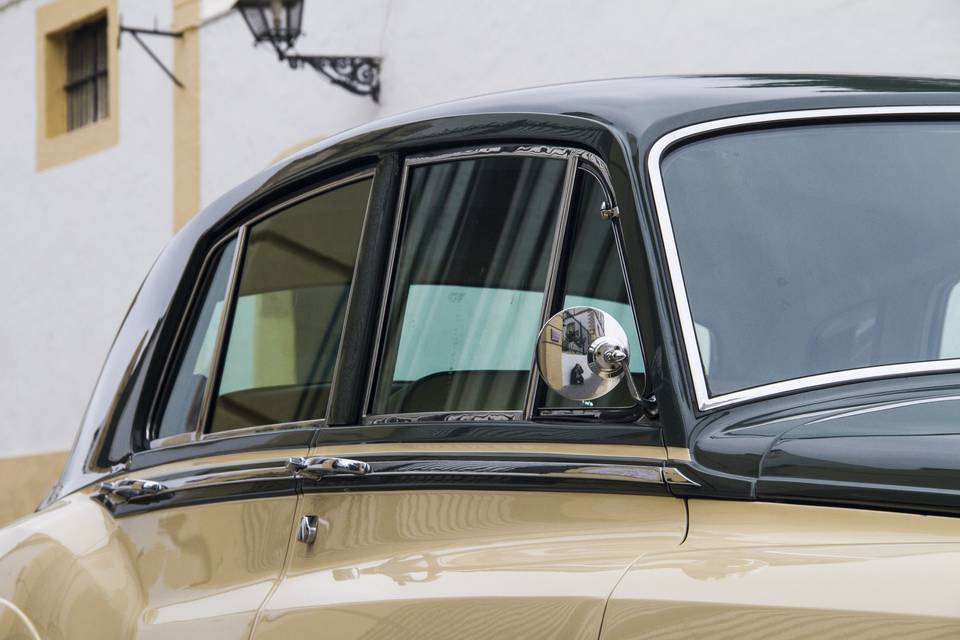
top-left (940, 281), bottom-right (960, 358)
top-left (372, 155), bottom-right (567, 414)
top-left (155, 237), bottom-right (237, 440)
top-left (209, 177), bottom-right (372, 432)
top-left (661, 122), bottom-right (960, 396)
top-left (543, 173), bottom-right (643, 408)
top-left (65, 17), bottom-right (108, 130)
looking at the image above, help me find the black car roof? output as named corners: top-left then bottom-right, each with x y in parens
top-left (295, 73), bottom-right (960, 154)
top-left (189, 73), bottom-right (960, 238)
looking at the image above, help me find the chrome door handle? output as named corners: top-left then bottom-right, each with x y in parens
top-left (286, 456), bottom-right (371, 480)
top-left (297, 515), bottom-right (320, 545)
top-left (97, 478), bottom-right (167, 503)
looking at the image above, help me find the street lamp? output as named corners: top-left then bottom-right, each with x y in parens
top-left (235, 0), bottom-right (381, 102)
top-left (236, 0), bottom-right (304, 57)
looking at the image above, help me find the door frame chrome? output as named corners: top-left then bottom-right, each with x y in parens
top-left (648, 106), bottom-right (960, 412)
top-left (361, 143), bottom-right (640, 424)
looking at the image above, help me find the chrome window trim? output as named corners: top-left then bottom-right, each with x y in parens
top-left (147, 169), bottom-right (376, 448)
top-left (146, 231), bottom-right (241, 443)
top-left (522, 155), bottom-right (578, 420)
top-left (647, 105), bottom-right (960, 412)
top-left (361, 144), bottom-right (637, 424)
top-left (196, 224), bottom-right (248, 436)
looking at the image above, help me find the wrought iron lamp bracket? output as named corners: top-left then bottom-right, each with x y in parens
top-left (117, 22), bottom-right (186, 88)
top-left (284, 54), bottom-right (382, 102)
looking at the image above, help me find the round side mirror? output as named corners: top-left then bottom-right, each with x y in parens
top-left (536, 306), bottom-right (631, 401)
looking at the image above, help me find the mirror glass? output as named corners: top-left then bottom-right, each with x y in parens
top-left (536, 306), bottom-right (630, 401)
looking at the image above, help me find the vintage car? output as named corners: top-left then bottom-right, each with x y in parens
top-left (2, 74), bottom-right (960, 639)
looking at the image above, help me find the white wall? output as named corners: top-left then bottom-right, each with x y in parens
top-left (199, 1), bottom-right (386, 207)
top-left (0, 0), bottom-right (172, 457)
top-left (376, 0), bottom-right (960, 115)
top-left (3, 0), bottom-right (960, 460)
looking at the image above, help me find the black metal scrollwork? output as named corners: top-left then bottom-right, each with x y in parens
top-left (290, 55), bottom-right (381, 102)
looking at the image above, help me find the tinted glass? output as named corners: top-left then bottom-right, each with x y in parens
top-left (372, 156), bottom-right (566, 414)
top-left (210, 177), bottom-right (372, 432)
top-left (661, 122), bottom-right (960, 396)
top-left (155, 237), bottom-right (237, 440)
top-left (543, 172), bottom-right (643, 408)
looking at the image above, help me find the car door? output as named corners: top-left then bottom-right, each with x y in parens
top-left (55, 171), bottom-right (378, 639)
top-left (251, 146), bottom-right (688, 639)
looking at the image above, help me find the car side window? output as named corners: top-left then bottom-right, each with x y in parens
top-left (208, 176), bottom-right (373, 432)
top-left (155, 236), bottom-right (237, 440)
top-left (939, 280), bottom-right (960, 358)
top-left (371, 155), bottom-right (567, 415)
top-left (542, 172), bottom-right (644, 408)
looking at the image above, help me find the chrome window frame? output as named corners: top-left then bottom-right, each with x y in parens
top-left (361, 143), bottom-right (641, 424)
top-left (147, 169), bottom-right (377, 447)
top-left (647, 105), bottom-right (960, 412)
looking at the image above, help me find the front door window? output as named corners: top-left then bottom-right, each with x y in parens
top-left (371, 155), bottom-right (567, 415)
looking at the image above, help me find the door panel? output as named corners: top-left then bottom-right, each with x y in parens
top-left (601, 500), bottom-right (960, 639)
top-left (0, 448), bottom-right (305, 639)
top-left (93, 449), bottom-right (305, 637)
top-left (113, 493), bottom-right (298, 638)
top-left (0, 450), bottom-right (302, 640)
top-left (254, 488), bottom-right (684, 639)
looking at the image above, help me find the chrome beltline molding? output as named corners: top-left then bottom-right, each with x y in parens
top-left (94, 454), bottom-right (697, 512)
top-left (646, 106), bottom-right (960, 412)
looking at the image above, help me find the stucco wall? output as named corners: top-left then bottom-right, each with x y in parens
top-left (1, 0), bottom-right (960, 524)
top-left (0, 0), bottom-right (173, 521)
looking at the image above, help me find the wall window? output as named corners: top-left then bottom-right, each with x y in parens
top-left (208, 177), bottom-right (373, 433)
top-left (155, 237), bottom-right (238, 441)
top-left (36, 0), bottom-right (119, 170)
top-left (65, 17), bottom-right (108, 131)
top-left (371, 155), bottom-right (567, 415)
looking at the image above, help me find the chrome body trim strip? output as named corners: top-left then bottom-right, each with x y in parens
top-left (94, 458), bottom-right (297, 511)
top-left (294, 456), bottom-right (666, 485)
top-left (364, 410), bottom-right (523, 425)
top-left (662, 466), bottom-right (700, 487)
top-left (647, 106), bottom-right (960, 412)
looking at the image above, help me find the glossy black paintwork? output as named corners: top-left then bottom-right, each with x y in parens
top-left (51, 74), bottom-right (960, 518)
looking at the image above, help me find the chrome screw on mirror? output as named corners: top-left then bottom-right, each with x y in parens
top-left (536, 306), bottom-right (634, 402)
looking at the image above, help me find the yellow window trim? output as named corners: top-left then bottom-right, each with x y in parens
top-left (36, 0), bottom-right (119, 171)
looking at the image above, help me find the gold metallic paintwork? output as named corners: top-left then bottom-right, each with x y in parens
top-left (602, 500), bottom-right (960, 639)
top-left (173, 0), bottom-right (201, 230)
top-left (253, 490), bottom-right (686, 640)
top-left (0, 451), bottom-right (69, 527)
top-left (0, 449), bottom-right (306, 639)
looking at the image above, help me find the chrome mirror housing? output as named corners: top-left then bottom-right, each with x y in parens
top-left (536, 306), bottom-right (632, 401)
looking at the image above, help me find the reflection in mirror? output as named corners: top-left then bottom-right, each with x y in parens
top-left (537, 306), bottom-right (632, 401)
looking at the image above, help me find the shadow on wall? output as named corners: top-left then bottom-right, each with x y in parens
top-left (0, 452), bottom-right (69, 527)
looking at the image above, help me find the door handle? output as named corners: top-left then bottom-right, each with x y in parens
top-left (297, 515), bottom-right (320, 544)
top-left (286, 456), bottom-right (371, 480)
top-left (97, 478), bottom-right (168, 503)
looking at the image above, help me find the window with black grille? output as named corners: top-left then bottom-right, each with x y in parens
top-left (64, 17), bottom-right (108, 131)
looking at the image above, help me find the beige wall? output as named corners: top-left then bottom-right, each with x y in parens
top-left (0, 452), bottom-right (69, 527)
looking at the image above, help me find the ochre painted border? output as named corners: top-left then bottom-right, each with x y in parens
top-left (35, 0), bottom-right (119, 171)
top-left (173, 0), bottom-right (201, 230)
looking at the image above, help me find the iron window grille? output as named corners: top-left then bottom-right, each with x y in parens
top-left (65, 17), bottom-right (108, 131)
